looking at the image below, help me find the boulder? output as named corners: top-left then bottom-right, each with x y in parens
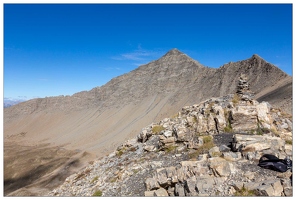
top-left (184, 176), bottom-right (198, 196)
top-left (154, 188), bottom-right (169, 196)
top-left (144, 191), bottom-right (155, 197)
top-left (209, 146), bottom-right (221, 157)
top-left (175, 183), bottom-right (185, 196)
top-left (195, 176), bottom-right (215, 194)
top-left (231, 106), bottom-right (258, 131)
top-left (145, 178), bottom-right (160, 191)
top-left (222, 152), bottom-right (241, 161)
top-left (208, 157), bottom-right (235, 177)
top-left (156, 168), bottom-right (168, 187)
top-left (163, 130), bottom-right (173, 138)
top-left (232, 134), bottom-right (285, 154)
top-left (256, 102), bottom-right (271, 124)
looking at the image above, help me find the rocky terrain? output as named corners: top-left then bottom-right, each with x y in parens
top-left (4, 49), bottom-right (292, 196)
top-left (48, 76), bottom-right (293, 196)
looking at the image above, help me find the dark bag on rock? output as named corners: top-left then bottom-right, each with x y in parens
top-left (258, 154), bottom-right (292, 173)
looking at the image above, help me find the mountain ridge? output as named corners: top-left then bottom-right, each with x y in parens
top-left (4, 49), bottom-right (290, 119)
top-left (4, 49), bottom-right (292, 196)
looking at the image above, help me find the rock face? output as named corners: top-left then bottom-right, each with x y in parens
top-left (4, 49), bottom-right (292, 196)
top-left (48, 86), bottom-right (292, 197)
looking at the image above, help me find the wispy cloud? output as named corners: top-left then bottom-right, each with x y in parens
top-left (111, 45), bottom-right (165, 62)
top-left (99, 67), bottom-right (121, 71)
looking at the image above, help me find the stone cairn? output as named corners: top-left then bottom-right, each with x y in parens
top-left (236, 74), bottom-right (254, 101)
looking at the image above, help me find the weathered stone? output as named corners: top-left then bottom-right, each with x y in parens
top-left (187, 140), bottom-right (200, 149)
top-left (244, 182), bottom-right (261, 191)
top-left (144, 145), bottom-right (156, 152)
top-left (283, 187), bottom-right (292, 196)
top-left (184, 177), bottom-right (198, 196)
top-left (263, 179), bottom-right (283, 196)
top-left (209, 146), bottom-right (221, 157)
top-left (256, 102), bottom-right (271, 123)
top-left (167, 186), bottom-right (175, 196)
top-left (256, 184), bottom-right (274, 196)
top-left (144, 191), bottom-right (155, 197)
top-left (166, 166), bottom-right (177, 184)
top-left (163, 130), bottom-right (173, 138)
top-left (145, 178), bottom-right (160, 191)
top-left (232, 134), bottom-right (285, 153)
top-left (219, 144), bottom-right (231, 152)
top-left (232, 182), bottom-right (244, 190)
top-left (231, 106), bottom-right (258, 131)
top-left (138, 129), bottom-right (150, 143)
top-left (176, 145), bottom-right (187, 153)
top-left (154, 188), bottom-right (169, 196)
top-left (209, 157), bottom-right (234, 177)
top-left (156, 168), bottom-right (168, 187)
top-left (196, 176), bottom-right (215, 193)
top-left (161, 136), bottom-right (175, 144)
top-left (175, 183), bottom-right (185, 196)
top-left (243, 171), bottom-right (254, 180)
top-left (222, 151), bottom-right (241, 161)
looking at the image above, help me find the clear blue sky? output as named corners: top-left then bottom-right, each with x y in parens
top-left (4, 4), bottom-right (292, 100)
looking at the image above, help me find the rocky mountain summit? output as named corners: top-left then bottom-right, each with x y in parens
top-left (48, 76), bottom-right (292, 197)
top-left (4, 49), bottom-right (292, 196)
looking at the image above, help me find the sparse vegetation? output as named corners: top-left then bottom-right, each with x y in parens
top-left (189, 136), bottom-right (214, 159)
top-left (91, 176), bottom-right (98, 183)
top-left (285, 139), bottom-right (292, 145)
top-left (109, 177), bottom-right (117, 183)
top-left (93, 190), bottom-right (103, 196)
top-left (223, 125), bottom-right (233, 133)
top-left (270, 128), bottom-right (280, 137)
top-left (132, 168), bottom-right (140, 174)
top-left (164, 145), bottom-right (177, 153)
top-left (116, 150), bottom-right (124, 157)
top-left (232, 93), bottom-right (240, 105)
top-left (152, 125), bottom-right (165, 134)
top-left (234, 187), bottom-right (256, 196)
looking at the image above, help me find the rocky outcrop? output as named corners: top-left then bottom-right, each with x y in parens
top-left (48, 82), bottom-right (292, 197)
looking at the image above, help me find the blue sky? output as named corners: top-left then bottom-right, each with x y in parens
top-left (3, 4), bottom-right (292, 100)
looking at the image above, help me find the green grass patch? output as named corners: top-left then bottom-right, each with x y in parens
top-left (152, 125), bottom-right (165, 134)
top-left (234, 187), bottom-right (256, 196)
top-left (285, 139), bottom-right (292, 145)
top-left (93, 190), bottom-right (103, 196)
top-left (91, 176), bottom-right (99, 184)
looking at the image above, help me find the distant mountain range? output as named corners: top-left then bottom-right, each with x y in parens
top-left (3, 98), bottom-right (26, 108)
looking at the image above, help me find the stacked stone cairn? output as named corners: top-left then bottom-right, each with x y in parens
top-left (236, 74), bottom-right (254, 101)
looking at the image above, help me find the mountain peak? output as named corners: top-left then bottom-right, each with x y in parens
top-left (251, 54), bottom-right (262, 59)
top-left (163, 48), bottom-right (184, 57)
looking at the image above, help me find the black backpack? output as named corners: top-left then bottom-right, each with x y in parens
top-left (258, 154), bottom-right (292, 173)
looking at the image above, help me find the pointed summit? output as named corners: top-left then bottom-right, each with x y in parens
top-left (163, 48), bottom-right (184, 57)
top-left (251, 54), bottom-right (264, 60)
